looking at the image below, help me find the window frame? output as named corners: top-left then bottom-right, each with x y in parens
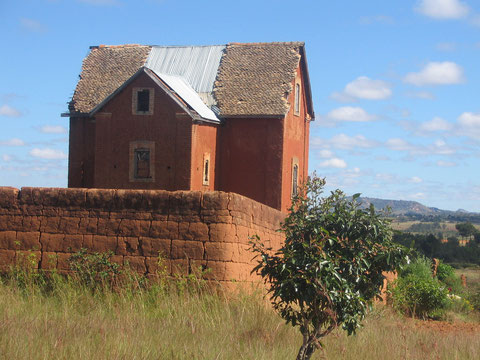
top-left (132, 87), bottom-right (154, 115)
top-left (202, 153), bottom-right (211, 186)
top-left (291, 158), bottom-right (299, 198)
top-left (294, 81), bottom-right (301, 116)
top-left (129, 141), bottom-right (155, 182)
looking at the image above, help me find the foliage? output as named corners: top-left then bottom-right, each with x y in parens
top-left (456, 222), bottom-right (478, 239)
top-left (68, 248), bottom-right (122, 291)
top-left (390, 257), bottom-right (456, 319)
top-left (436, 262), bottom-right (455, 282)
top-left (250, 176), bottom-right (409, 360)
top-left (391, 273), bottom-right (449, 319)
top-left (398, 256), bottom-right (432, 280)
top-left (467, 287), bottom-right (480, 311)
top-left (392, 231), bottom-right (480, 266)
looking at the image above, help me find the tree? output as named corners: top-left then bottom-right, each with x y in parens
top-left (455, 222), bottom-right (477, 241)
top-left (250, 177), bottom-right (409, 360)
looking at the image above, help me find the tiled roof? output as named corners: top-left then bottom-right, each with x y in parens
top-left (70, 45), bottom-right (151, 113)
top-left (69, 42), bottom-right (306, 117)
top-left (214, 42), bottom-right (303, 117)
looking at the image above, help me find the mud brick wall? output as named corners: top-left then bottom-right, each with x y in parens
top-left (0, 187), bottom-right (285, 283)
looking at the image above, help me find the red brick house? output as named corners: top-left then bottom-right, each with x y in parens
top-left (65, 42), bottom-right (314, 212)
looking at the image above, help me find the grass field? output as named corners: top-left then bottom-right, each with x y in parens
top-left (1, 270), bottom-right (479, 360)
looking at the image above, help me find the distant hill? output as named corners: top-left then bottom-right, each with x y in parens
top-left (356, 197), bottom-right (480, 224)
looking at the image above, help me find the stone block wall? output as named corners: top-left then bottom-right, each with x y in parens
top-left (0, 187), bottom-right (285, 284)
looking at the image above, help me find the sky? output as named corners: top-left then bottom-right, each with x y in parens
top-left (0, 0), bottom-right (479, 212)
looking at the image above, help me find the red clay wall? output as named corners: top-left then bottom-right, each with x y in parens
top-left (69, 72), bottom-right (193, 191)
top-left (280, 63), bottom-right (311, 212)
top-left (219, 118), bottom-right (284, 210)
top-left (190, 122), bottom-right (219, 191)
top-left (0, 187), bottom-right (284, 283)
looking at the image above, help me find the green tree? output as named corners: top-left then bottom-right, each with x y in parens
top-left (455, 222), bottom-right (477, 241)
top-left (250, 177), bottom-right (409, 360)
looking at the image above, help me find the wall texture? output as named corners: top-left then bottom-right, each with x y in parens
top-left (0, 187), bottom-right (285, 283)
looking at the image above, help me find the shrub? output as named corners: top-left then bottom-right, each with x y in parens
top-left (398, 256), bottom-right (432, 280)
top-left (68, 249), bottom-right (121, 291)
top-left (436, 262), bottom-right (455, 282)
top-left (391, 274), bottom-right (449, 319)
top-left (466, 286), bottom-right (480, 311)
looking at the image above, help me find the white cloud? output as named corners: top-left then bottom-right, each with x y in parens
top-left (385, 138), bottom-right (413, 151)
top-left (39, 125), bottom-right (68, 134)
top-left (419, 116), bottom-right (453, 132)
top-left (326, 106), bottom-right (377, 122)
top-left (404, 61), bottom-right (464, 86)
top-left (1, 154), bottom-right (12, 162)
top-left (457, 112), bottom-right (480, 139)
top-left (416, 0), bottom-right (469, 19)
top-left (375, 173), bottom-right (396, 183)
top-left (0, 104), bottom-right (22, 117)
top-left (0, 138), bottom-right (25, 146)
top-left (437, 160), bottom-right (457, 167)
top-left (332, 76), bottom-right (392, 101)
top-left (318, 149), bottom-right (334, 158)
top-left (329, 134), bottom-right (378, 150)
top-left (410, 192), bottom-right (427, 200)
top-left (406, 91), bottom-right (435, 99)
top-left (385, 137), bottom-right (456, 155)
top-left (409, 176), bottom-right (423, 183)
top-left (20, 18), bottom-right (47, 32)
top-left (345, 77), bottom-right (392, 100)
top-left (319, 158), bottom-right (347, 169)
top-left (29, 148), bottom-right (67, 160)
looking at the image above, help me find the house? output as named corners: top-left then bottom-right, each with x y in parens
top-left (64, 42), bottom-right (314, 212)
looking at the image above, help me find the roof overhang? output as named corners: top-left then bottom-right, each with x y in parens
top-left (62, 67), bottom-right (221, 124)
top-left (298, 44), bottom-right (315, 121)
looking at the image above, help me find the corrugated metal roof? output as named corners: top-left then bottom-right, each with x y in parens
top-left (154, 71), bottom-right (220, 122)
top-left (145, 45), bottom-right (226, 107)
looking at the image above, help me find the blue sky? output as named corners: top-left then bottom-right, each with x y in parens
top-left (1, 0), bottom-right (479, 212)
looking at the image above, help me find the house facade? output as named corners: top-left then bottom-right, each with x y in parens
top-left (65, 42), bottom-right (314, 212)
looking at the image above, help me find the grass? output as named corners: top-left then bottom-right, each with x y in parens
top-left (0, 267), bottom-right (479, 359)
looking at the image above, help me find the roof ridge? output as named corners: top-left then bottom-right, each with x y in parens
top-left (90, 44), bottom-right (150, 49)
top-left (228, 41), bottom-right (304, 46)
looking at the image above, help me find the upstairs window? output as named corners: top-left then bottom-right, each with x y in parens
top-left (292, 163), bottom-right (298, 197)
top-left (137, 89), bottom-right (150, 112)
top-left (134, 148), bottom-right (151, 179)
top-left (132, 88), bottom-right (154, 115)
top-left (294, 82), bottom-right (300, 116)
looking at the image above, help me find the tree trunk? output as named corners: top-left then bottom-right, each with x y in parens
top-left (296, 342), bottom-right (316, 360)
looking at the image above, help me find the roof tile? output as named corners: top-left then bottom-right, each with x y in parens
top-left (71, 45), bottom-right (151, 113)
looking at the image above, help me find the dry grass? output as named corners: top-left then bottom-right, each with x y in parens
top-left (0, 273), bottom-right (479, 360)
top-left (456, 267), bottom-right (480, 288)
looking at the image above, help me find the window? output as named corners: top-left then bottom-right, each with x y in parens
top-left (203, 153), bottom-right (210, 185)
top-left (137, 90), bottom-right (150, 112)
top-left (132, 88), bottom-right (154, 115)
top-left (129, 141), bottom-right (155, 182)
top-left (294, 82), bottom-right (300, 115)
top-left (292, 164), bottom-right (298, 197)
top-left (134, 148), bottom-right (150, 179)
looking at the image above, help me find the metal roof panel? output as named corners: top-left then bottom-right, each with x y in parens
top-left (153, 71), bottom-right (220, 122)
top-left (145, 45), bottom-right (226, 94)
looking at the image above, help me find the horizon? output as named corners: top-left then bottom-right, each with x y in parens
top-left (1, 0), bottom-right (479, 212)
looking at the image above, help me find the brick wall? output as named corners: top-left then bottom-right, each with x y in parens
top-left (0, 187), bottom-right (285, 283)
